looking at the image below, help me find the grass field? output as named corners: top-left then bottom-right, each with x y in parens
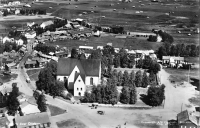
top-left (164, 68), bottom-right (199, 91)
top-left (26, 69), bottom-right (41, 81)
top-left (48, 104), bottom-right (66, 116)
top-left (57, 119), bottom-right (88, 128)
top-left (0, 73), bottom-right (18, 83)
top-left (0, 0), bottom-right (198, 50)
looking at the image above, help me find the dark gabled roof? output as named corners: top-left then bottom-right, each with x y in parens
top-left (177, 110), bottom-right (189, 123)
top-left (57, 58), bottom-right (100, 76)
top-left (177, 110), bottom-right (198, 126)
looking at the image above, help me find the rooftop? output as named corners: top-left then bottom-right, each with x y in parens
top-left (15, 112), bottom-right (50, 128)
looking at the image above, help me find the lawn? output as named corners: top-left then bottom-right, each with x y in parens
top-left (0, 73), bottom-right (18, 83)
top-left (57, 119), bottom-right (88, 128)
top-left (48, 104), bottom-right (66, 116)
top-left (26, 69), bottom-right (41, 81)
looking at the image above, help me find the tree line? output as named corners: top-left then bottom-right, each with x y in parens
top-left (148, 30), bottom-right (174, 44)
top-left (157, 42), bottom-right (199, 60)
top-left (34, 43), bottom-right (56, 55)
top-left (36, 60), bottom-right (67, 98)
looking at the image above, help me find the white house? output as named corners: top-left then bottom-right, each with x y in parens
top-left (20, 101), bottom-right (40, 115)
top-left (16, 39), bottom-right (23, 45)
top-left (57, 58), bottom-right (101, 96)
top-left (40, 20), bottom-right (54, 29)
top-left (2, 36), bottom-right (11, 44)
top-left (25, 31), bottom-right (36, 39)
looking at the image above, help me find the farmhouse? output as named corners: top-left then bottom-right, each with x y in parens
top-left (57, 58), bottom-right (101, 96)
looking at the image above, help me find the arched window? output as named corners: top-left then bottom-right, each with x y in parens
top-left (90, 78), bottom-right (93, 85)
top-left (78, 92), bottom-right (81, 96)
top-left (77, 88), bottom-right (79, 91)
top-left (81, 88), bottom-right (82, 91)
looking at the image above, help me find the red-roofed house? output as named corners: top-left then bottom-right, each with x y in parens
top-left (57, 58), bottom-right (101, 96)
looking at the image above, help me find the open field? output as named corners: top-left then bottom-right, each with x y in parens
top-left (48, 104), bottom-right (66, 116)
top-left (26, 69), bottom-right (41, 81)
top-left (0, 0), bottom-right (198, 49)
top-left (57, 119), bottom-right (88, 128)
top-left (46, 35), bottom-right (162, 50)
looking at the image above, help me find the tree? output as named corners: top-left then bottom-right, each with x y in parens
top-left (121, 54), bottom-right (129, 68)
top-left (37, 94), bottom-right (47, 112)
top-left (113, 54), bottom-right (120, 68)
top-left (123, 70), bottom-right (129, 86)
top-left (89, 49), bottom-right (102, 59)
top-left (96, 85), bottom-right (102, 103)
top-left (149, 61), bottom-right (161, 74)
top-left (120, 86), bottom-right (130, 104)
top-left (102, 45), bottom-right (115, 56)
top-left (147, 84), bottom-right (165, 106)
top-left (6, 84), bottom-right (20, 115)
top-left (149, 71), bottom-right (156, 85)
top-left (142, 70), bottom-right (149, 88)
top-left (33, 90), bottom-right (40, 101)
top-left (129, 85), bottom-right (137, 104)
top-left (157, 46), bottom-right (167, 60)
top-left (71, 47), bottom-right (78, 58)
top-left (0, 43), bottom-right (5, 53)
top-left (129, 70), bottom-right (135, 86)
top-left (170, 45), bottom-right (176, 56)
top-left (81, 92), bottom-right (91, 103)
top-left (128, 55), bottom-right (135, 68)
top-left (134, 70), bottom-right (142, 87)
top-left (36, 68), bottom-right (55, 94)
top-left (117, 71), bottom-right (123, 86)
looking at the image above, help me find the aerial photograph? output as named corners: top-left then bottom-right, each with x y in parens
top-left (0, 0), bottom-right (199, 128)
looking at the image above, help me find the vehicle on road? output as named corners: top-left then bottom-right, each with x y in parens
top-left (97, 110), bottom-right (105, 115)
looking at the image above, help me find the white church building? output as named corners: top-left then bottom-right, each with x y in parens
top-left (57, 58), bottom-right (101, 96)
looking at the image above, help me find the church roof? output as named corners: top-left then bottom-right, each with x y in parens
top-left (57, 58), bottom-right (100, 76)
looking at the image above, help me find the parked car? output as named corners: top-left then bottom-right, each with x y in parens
top-left (97, 110), bottom-right (105, 115)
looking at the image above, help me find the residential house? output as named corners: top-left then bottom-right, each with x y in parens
top-left (70, 22), bottom-right (80, 28)
top-left (25, 31), bottom-right (36, 39)
top-left (15, 9), bottom-right (20, 15)
top-left (40, 20), bottom-right (53, 29)
top-left (176, 110), bottom-right (199, 128)
top-left (0, 117), bottom-right (10, 128)
top-left (24, 59), bottom-right (38, 68)
top-left (14, 112), bottom-right (51, 128)
top-left (57, 58), bottom-right (101, 96)
top-left (81, 49), bottom-right (93, 59)
top-left (16, 39), bottom-right (24, 45)
top-left (162, 56), bottom-right (184, 67)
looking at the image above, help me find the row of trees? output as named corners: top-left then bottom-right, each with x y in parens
top-left (6, 83), bottom-right (20, 116)
top-left (137, 56), bottom-right (161, 74)
top-left (109, 69), bottom-right (157, 88)
top-left (20, 9), bottom-right (46, 15)
top-left (33, 91), bottom-right (47, 112)
top-left (36, 60), bottom-right (66, 97)
top-left (157, 43), bottom-right (199, 59)
top-left (34, 43), bottom-right (56, 55)
top-left (0, 41), bottom-right (22, 53)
